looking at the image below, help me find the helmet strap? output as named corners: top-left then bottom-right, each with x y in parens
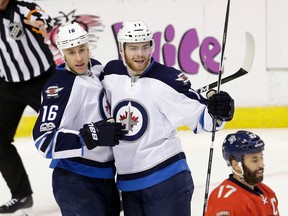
top-left (232, 161), bottom-right (244, 179)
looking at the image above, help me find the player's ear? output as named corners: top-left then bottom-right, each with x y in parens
top-left (231, 159), bottom-right (241, 172)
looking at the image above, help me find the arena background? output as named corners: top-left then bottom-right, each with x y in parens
top-left (17, 0), bottom-right (288, 138)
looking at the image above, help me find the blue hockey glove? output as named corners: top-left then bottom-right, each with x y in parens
top-left (207, 90), bottom-right (234, 121)
top-left (79, 120), bottom-right (127, 150)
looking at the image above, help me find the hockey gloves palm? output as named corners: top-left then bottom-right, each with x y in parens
top-left (207, 90), bottom-right (234, 121)
top-left (79, 120), bottom-right (127, 150)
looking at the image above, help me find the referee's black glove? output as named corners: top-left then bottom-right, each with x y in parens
top-left (207, 90), bottom-right (235, 122)
top-left (79, 120), bottom-right (127, 150)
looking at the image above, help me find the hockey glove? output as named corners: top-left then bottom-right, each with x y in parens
top-left (79, 120), bottom-right (127, 150)
top-left (207, 90), bottom-right (235, 121)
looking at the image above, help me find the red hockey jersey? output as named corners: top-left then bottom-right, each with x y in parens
top-left (205, 175), bottom-right (279, 216)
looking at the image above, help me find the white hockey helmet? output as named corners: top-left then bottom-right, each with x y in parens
top-left (56, 23), bottom-right (89, 56)
top-left (117, 20), bottom-right (154, 53)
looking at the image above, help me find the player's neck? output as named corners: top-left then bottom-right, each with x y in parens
top-left (233, 174), bottom-right (255, 190)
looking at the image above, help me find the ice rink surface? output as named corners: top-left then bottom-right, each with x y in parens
top-left (0, 128), bottom-right (287, 215)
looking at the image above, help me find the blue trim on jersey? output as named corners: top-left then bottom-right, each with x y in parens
top-left (49, 159), bottom-right (60, 168)
top-left (46, 132), bottom-right (57, 158)
top-left (35, 131), bottom-right (55, 159)
top-left (199, 110), bottom-right (205, 128)
top-left (117, 159), bottom-right (190, 191)
top-left (140, 58), bottom-right (154, 77)
top-left (56, 64), bottom-right (66, 70)
top-left (194, 111), bottom-right (206, 133)
top-left (79, 136), bottom-right (85, 156)
top-left (35, 132), bottom-right (49, 149)
top-left (51, 159), bottom-right (116, 179)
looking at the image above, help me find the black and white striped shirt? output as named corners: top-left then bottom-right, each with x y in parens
top-left (0, 0), bottom-right (54, 82)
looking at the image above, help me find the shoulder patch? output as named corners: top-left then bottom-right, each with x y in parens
top-left (216, 211), bottom-right (231, 216)
top-left (45, 86), bottom-right (64, 98)
top-left (175, 72), bottom-right (191, 85)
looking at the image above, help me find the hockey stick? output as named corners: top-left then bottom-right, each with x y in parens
top-left (197, 32), bottom-right (255, 94)
top-left (202, 0), bottom-right (230, 215)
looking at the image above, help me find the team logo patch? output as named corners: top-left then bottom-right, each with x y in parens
top-left (216, 211), bottom-right (231, 216)
top-left (176, 72), bottom-right (191, 85)
top-left (119, 110), bottom-right (139, 132)
top-left (113, 100), bottom-right (148, 142)
top-left (45, 86), bottom-right (64, 98)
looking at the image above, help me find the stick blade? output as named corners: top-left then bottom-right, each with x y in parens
top-left (242, 32), bottom-right (255, 72)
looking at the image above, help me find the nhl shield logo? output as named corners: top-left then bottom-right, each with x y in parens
top-left (8, 23), bottom-right (24, 40)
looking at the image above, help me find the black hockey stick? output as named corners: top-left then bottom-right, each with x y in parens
top-left (202, 0), bottom-right (230, 215)
top-left (197, 32), bottom-right (255, 94)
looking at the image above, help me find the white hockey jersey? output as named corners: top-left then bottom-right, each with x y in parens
top-left (100, 58), bottom-right (223, 191)
top-left (33, 59), bottom-right (116, 179)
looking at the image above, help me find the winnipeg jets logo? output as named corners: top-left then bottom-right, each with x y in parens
top-left (45, 86), bottom-right (64, 98)
top-left (113, 100), bottom-right (148, 142)
top-left (120, 111), bottom-right (139, 132)
top-left (176, 72), bottom-right (191, 85)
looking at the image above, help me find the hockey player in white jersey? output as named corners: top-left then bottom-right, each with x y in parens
top-left (32, 23), bottom-right (126, 216)
top-left (100, 20), bottom-right (235, 216)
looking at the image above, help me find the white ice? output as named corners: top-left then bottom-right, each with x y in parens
top-left (0, 128), bottom-right (287, 215)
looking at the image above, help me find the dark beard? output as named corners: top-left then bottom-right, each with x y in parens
top-left (242, 163), bottom-right (264, 185)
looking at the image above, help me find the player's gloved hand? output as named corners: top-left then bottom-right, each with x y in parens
top-left (79, 120), bottom-right (128, 150)
top-left (207, 89), bottom-right (234, 121)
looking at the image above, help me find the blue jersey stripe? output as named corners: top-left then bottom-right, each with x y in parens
top-left (117, 159), bottom-right (190, 191)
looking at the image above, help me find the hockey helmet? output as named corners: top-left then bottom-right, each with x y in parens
top-left (117, 20), bottom-right (154, 53)
top-left (222, 130), bottom-right (265, 166)
top-left (56, 23), bottom-right (89, 56)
